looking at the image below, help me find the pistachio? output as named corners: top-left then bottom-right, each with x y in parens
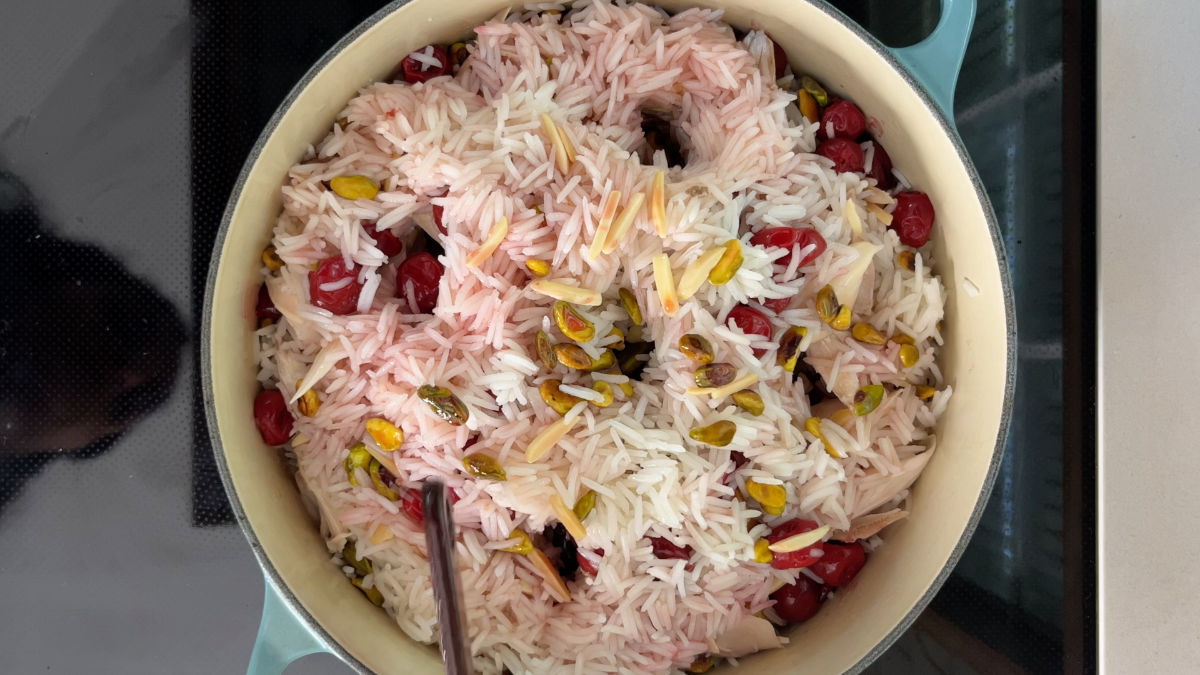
top-left (418, 385), bottom-right (469, 425)
top-left (535, 330), bottom-right (557, 370)
top-left (890, 332), bottom-right (915, 345)
top-left (678, 334), bottom-right (715, 364)
top-left (351, 578), bottom-right (385, 606)
top-left (552, 343), bottom-right (591, 370)
top-left (449, 41), bottom-right (469, 68)
top-left (777, 326), bottom-right (807, 372)
top-left (815, 284), bottom-right (841, 325)
top-left (462, 452), bottom-right (506, 481)
top-left (731, 390), bottom-right (765, 416)
top-left (329, 175), bottom-right (379, 200)
top-left (343, 541), bottom-right (373, 576)
top-left (915, 385), bottom-right (936, 400)
top-left (590, 381), bottom-right (615, 408)
top-left (368, 459), bottom-right (397, 500)
top-left (694, 363), bottom-right (737, 388)
top-left (525, 259), bottom-right (551, 277)
top-left (365, 417), bottom-right (404, 451)
top-left (707, 239), bottom-right (743, 285)
top-left (297, 387), bottom-right (320, 417)
top-left (853, 384), bottom-right (885, 416)
top-left (344, 443), bottom-right (372, 485)
top-left (831, 305), bottom-right (852, 331)
top-left (896, 249), bottom-right (916, 271)
top-left (851, 322), bottom-right (887, 345)
top-left (753, 538), bottom-right (773, 564)
top-left (798, 89), bottom-right (819, 123)
top-left (745, 478), bottom-right (786, 515)
top-left (540, 379), bottom-right (584, 414)
top-left (800, 75), bottom-right (829, 106)
top-left (689, 420), bottom-right (737, 446)
top-left (553, 301), bottom-right (595, 342)
top-left (606, 326), bottom-right (626, 352)
top-left (898, 343), bottom-right (919, 368)
top-left (262, 246), bottom-right (283, 271)
top-left (500, 529), bottom-right (534, 555)
top-left (687, 656), bottom-right (716, 674)
top-left (573, 490), bottom-right (597, 521)
top-left (619, 287), bottom-right (643, 325)
top-left (587, 349), bottom-right (616, 371)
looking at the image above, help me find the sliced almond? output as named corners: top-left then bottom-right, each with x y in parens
top-left (675, 245), bottom-right (725, 300)
top-left (650, 170), bottom-right (667, 236)
top-left (557, 123), bottom-right (577, 163)
top-left (291, 342), bottom-right (346, 403)
top-left (465, 216), bottom-right (508, 268)
top-left (527, 547), bottom-right (571, 602)
top-left (866, 202), bottom-right (893, 226)
top-left (844, 199), bottom-right (864, 238)
top-left (602, 192), bottom-right (645, 254)
top-left (686, 372), bottom-right (759, 399)
top-left (541, 114), bottom-right (568, 174)
top-left (831, 509), bottom-right (909, 542)
top-left (651, 253), bottom-right (679, 317)
top-left (767, 524), bottom-right (830, 553)
top-left (525, 412), bottom-right (580, 462)
top-left (549, 493), bottom-right (587, 541)
top-left (864, 187), bottom-right (895, 205)
top-left (586, 191), bottom-right (622, 261)
top-left (528, 280), bottom-right (602, 306)
top-left (369, 524), bottom-right (395, 545)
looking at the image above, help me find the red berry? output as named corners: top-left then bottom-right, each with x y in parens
top-left (431, 203), bottom-right (446, 234)
top-left (820, 100), bottom-right (867, 140)
top-left (891, 191), bottom-right (935, 248)
top-left (749, 227), bottom-right (827, 268)
top-left (762, 296), bottom-right (792, 313)
top-left (400, 489), bottom-right (424, 526)
top-left (811, 541), bottom-right (867, 587)
top-left (866, 141), bottom-right (895, 190)
top-left (253, 389), bottom-right (294, 446)
top-left (726, 305), bottom-right (772, 340)
top-left (816, 138), bottom-right (864, 173)
top-left (364, 220), bottom-right (403, 257)
top-left (650, 537), bottom-right (692, 560)
top-left (395, 252), bottom-right (444, 313)
top-left (766, 519), bottom-right (825, 570)
top-left (255, 283), bottom-right (281, 322)
top-left (576, 549), bottom-right (605, 576)
top-left (771, 39), bottom-right (788, 80)
top-left (771, 576), bottom-right (827, 624)
top-left (308, 256), bottom-right (363, 315)
top-left (399, 45), bottom-right (451, 84)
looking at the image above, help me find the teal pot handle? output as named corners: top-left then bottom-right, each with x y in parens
top-left (247, 576), bottom-right (331, 675)
top-left (890, 0), bottom-right (976, 124)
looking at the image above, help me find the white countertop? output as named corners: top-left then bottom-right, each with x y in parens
top-left (1099, 1), bottom-right (1200, 671)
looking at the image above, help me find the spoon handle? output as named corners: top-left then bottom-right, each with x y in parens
top-left (422, 481), bottom-right (473, 675)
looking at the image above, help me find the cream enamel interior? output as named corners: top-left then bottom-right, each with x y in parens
top-left (206, 1), bottom-right (1011, 673)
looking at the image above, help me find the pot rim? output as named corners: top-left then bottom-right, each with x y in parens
top-left (201, 1), bottom-right (1017, 672)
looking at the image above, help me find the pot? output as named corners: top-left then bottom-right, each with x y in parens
top-left (202, 0), bottom-right (1015, 672)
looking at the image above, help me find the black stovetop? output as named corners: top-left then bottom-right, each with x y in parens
top-left (0, 1), bottom-right (1078, 672)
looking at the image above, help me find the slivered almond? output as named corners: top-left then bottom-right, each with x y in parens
top-left (650, 170), bottom-right (667, 236)
top-left (361, 442), bottom-right (399, 476)
top-left (686, 372), bottom-right (759, 399)
top-left (586, 191), bottom-right (622, 261)
top-left (465, 216), bottom-right (508, 268)
top-left (676, 245), bottom-right (725, 300)
top-left (527, 547), bottom-right (571, 602)
top-left (832, 509), bottom-right (909, 542)
top-left (651, 253), bottom-right (679, 317)
top-left (767, 524), bottom-right (830, 553)
top-left (541, 114), bottom-right (569, 174)
top-left (864, 187), bottom-right (895, 205)
top-left (602, 192), bottom-right (645, 254)
top-left (865, 202), bottom-right (893, 225)
top-left (557, 123), bottom-right (577, 163)
top-left (369, 525), bottom-right (395, 546)
top-left (844, 199), bottom-right (864, 238)
top-left (549, 494), bottom-right (587, 541)
top-left (528, 280), bottom-right (602, 306)
top-left (525, 413), bottom-right (579, 462)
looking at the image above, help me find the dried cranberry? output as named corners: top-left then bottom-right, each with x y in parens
top-left (726, 305), bottom-right (773, 340)
top-left (576, 548), bottom-right (604, 576)
top-left (749, 227), bottom-right (827, 268)
top-left (255, 283), bottom-right (281, 322)
top-left (811, 541), bottom-right (866, 587)
top-left (650, 537), bottom-right (692, 560)
top-left (399, 45), bottom-right (451, 84)
top-left (762, 296), bottom-right (792, 313)
top-left (766, 519), bottom-right (825, 570)
top-left (771, 576), bottom-right (827, 624)
top-left (721, 451), bottom-right (750, 486)
top-left (820, 100), bottom-right (867, 140)
top-left (866, 141), bottom-right (896, 190)
top-left (891, 191), bottom-right (935, 248)
top-left (364, 220), bottom-right (403, 257)
top-left (431, 203), bottom-right (446, 234)
top-left (400, 489), bottom-right (424, 525)
top-left (308, 256), bottom-right (363, 315)
top-left (395, 252), bottom-right (444, 313)
top-left (771, 39), bottom-right (788, 80)
top-left (253, 389), bottom-right (293, 446)
top-left (816, 137), bottom-right (864, 173)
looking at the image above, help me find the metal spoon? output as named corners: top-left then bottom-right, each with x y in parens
top-left (422, 481), bottom-right (473, 675)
